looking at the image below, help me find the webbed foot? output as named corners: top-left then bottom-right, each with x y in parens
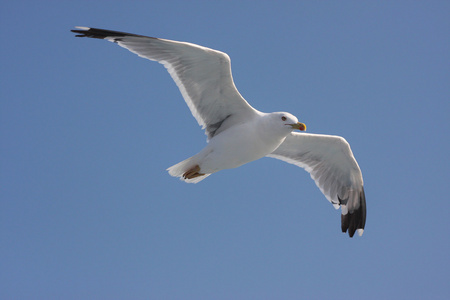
top-left (183, 165), bottom-right (205, 179)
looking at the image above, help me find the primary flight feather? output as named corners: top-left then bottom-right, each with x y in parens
top-left (71, 27), bottom-right (366, 237)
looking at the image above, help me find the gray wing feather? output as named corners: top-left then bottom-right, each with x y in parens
top-left (72, 27), bottom-right (258, 139)
top-left (268, 132), bottom-right (366, 237)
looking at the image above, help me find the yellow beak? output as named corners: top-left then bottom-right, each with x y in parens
top-left (289, 122), bottom-right (306, 131)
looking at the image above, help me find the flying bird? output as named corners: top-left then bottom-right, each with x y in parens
top-left (71, 27), bottom-right (366, 237)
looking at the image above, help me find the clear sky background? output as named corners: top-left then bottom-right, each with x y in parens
top-left (1, 1), bottom-right (449, 299)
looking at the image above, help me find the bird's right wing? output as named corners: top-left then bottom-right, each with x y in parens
top-left (72, 27), bottom-right (259, 139)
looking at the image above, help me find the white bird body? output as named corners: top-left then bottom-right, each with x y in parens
top-left (72, 27), bottom-right (366, 237)
top-left (169, 112), bottom-right (299, 180)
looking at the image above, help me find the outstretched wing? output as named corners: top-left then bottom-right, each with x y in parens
top-left (72, 27), bottom-right (259, 139)
top-left (268, 132), bottom-right (366, 237)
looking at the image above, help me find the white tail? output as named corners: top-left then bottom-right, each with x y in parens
top-left (167, 156), bottom-right (210, 184)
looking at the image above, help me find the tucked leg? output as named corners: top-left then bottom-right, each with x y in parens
top-left (183, 165), bottom-right (205, 179)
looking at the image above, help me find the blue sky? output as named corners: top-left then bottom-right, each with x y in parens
top-left (1, 1), bottom-right (449, 299)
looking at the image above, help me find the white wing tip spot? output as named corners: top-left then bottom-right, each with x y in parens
top-left (75, 26), bottom-right (90, 30)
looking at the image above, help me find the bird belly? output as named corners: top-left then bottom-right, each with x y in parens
top-left (199, 125), bottom-right (286, 174)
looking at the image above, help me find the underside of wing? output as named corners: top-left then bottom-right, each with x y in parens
top-left (71, 27), bottom-right (259, 139)
top-left (268, 132), bottom-right (366, 237)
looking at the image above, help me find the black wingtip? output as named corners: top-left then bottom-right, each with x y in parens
top-left (341, 187), bottom-right (366, 238)
top-left (71, 27), bottom-right (149, 40)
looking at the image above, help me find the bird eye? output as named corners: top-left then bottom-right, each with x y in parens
top-left (281, 116), bottom-right (287, 121)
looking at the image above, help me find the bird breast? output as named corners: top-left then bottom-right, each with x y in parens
top-left (203, 122), bottom-right (288, 171)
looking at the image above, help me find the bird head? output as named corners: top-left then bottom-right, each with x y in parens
top-left (276, 112), bottom-right (306, 132)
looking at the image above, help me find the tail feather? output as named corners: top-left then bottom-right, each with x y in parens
top-left (167, 156), bottom-right (210, 183)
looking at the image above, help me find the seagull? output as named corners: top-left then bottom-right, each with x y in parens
top-left (71, 27), bottom-right (366, 237)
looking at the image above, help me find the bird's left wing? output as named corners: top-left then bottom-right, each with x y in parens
top-left (71, 27), bottom-right (259, 140)
top-left (267, 132), bottom-right (366, 237)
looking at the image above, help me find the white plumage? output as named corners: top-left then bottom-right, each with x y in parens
top-left (72, 27), bottom-right (366, 237)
